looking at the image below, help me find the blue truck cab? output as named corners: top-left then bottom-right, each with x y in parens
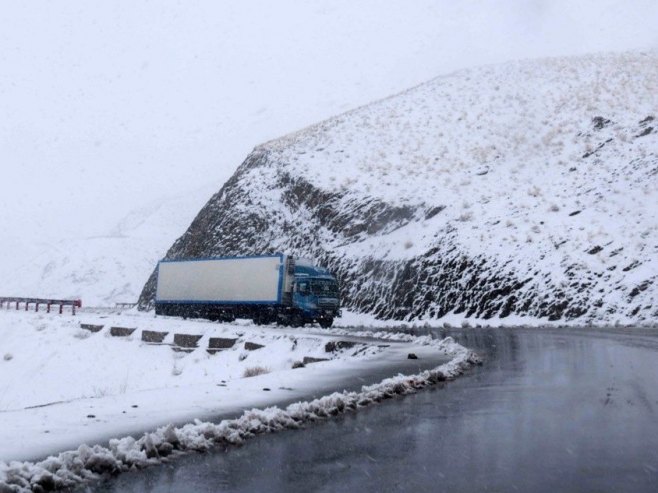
top-left (292, 259), bottom-right (341, 328)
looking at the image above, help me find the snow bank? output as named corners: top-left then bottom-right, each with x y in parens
top-left (0, 340), bottom-right (479, 492)
top-left (0, 308), bottom-right (469, 463)
top-left (334, 309), bottom-right (658, 331)
top-left (0, 310), bottom-right (371, 412)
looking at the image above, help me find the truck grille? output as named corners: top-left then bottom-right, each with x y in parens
top-left (319, 298), bottom-right (339, 308)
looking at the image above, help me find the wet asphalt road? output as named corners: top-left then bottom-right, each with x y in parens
top-left (92, 327), bottom-right (658, 492)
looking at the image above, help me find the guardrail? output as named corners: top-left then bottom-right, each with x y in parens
top-left (0, 297), bottom-right (82, 315)
top-left (115, 302), bottom-right (137, 309)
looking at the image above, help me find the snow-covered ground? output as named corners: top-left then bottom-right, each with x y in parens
top-left (0, 349), bottom-right (478, 493)
top-left (0, 308), bottom-right (475, 470)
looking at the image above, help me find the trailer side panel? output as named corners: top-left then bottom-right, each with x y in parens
top-left (156, 255), bottom-right (284, 304)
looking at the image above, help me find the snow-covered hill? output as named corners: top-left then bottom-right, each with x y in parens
top-left (3, 1), bottom-right (658, 309)
top-left (140, 51), bottom-right (658, 324)
top-left (0, 186), bottom-right (214, 306)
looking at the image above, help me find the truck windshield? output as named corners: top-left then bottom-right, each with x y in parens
top-left (310, 279), bottom-right (338, 295)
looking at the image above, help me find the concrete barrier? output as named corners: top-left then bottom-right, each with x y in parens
top-left (302, 356), bottom-right (330, 365)
top-left (244, 342), bottom-right (265, 351)
top-left (172, 334), bottom-right (202, 352)
top-left (80, 323), bottom-right (103, 333)
top-left (141, 330), bottom-right (168, 343)
top-left (325, 341), bottom-right (357, 352)
top-left (207, 337), bottom-right (238, 354)
top-left (110, 327), bottom-right (136, 337)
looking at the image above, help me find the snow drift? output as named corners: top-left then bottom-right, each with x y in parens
top-left (139, 51), bottom-right (658, 324)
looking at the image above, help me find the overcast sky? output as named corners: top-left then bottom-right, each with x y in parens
top-left (1, 0), bottom-right (657, 248)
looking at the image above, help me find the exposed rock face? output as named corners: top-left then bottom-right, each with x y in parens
top-left (139, 52), bottom-right (658, 324)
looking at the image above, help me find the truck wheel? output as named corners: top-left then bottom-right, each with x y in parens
top-left (291, 314), bottom-right (304, 328)
top-left (319, 318), bottom-right (333, 329)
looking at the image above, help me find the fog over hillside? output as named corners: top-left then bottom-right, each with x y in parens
top-left (140, 51), bottom-right (658, 324)
top-left (1, 1), bottom-right (657, 304)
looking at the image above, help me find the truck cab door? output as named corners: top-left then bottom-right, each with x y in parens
top-left (293, 280), bottom-right (311, 312)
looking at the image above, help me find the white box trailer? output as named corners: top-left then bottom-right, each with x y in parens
top-left (156, 255), bottom-right (290, 304)
top-left (154, 254), bottom-right (340, 327)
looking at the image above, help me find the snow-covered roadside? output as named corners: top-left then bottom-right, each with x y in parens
top-left (0, 341), bottom-right (479, 493)
top-left (0, 309), bottom-right (476, 468)
top-left (334, 310), bottom-right (658, 331)
top-left (0, 309), bottom-right (383, 413)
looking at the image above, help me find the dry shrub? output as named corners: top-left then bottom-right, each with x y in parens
top-left (243, 366), bottom-right (270, 378)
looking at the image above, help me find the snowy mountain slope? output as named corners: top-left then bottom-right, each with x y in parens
top-left (6, 1), bottom-right (657, 240)
top-left (0, 185), bottom-right (215, 306)
top-left (139, 51), bottom-right (658, 324)
top-left (4, 2), bottom-right (658, 309)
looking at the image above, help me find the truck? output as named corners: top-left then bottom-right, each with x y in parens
top-left (154, 254), bottom-right (341, 328)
